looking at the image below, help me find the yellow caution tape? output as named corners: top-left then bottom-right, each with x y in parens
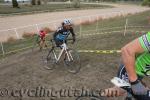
top-left (0, 47), bottom-right (121, 57)
top-left (78, 50), bottom-right (121, 54)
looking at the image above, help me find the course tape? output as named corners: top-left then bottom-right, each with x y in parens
top-left (0, 49), bottom-right (121, 57)
top-left (0, 45), bottom-right (33, 56)
top-left (78, 50), bottom-right (121, 54)
top-left (80, 30), bottom-right (146, 38)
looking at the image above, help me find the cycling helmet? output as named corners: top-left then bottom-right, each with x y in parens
top-left (63, 19), bottom-right (72, 25)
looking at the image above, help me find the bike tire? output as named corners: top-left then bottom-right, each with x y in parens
top-left (42, 48), bottom-right (57, 70)
top-left (64, 49), bottom-right (81, 74)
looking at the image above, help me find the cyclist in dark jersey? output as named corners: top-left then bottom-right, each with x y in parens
top-left (102, 32), bottom-right (150, 100)
top-left (53, 19), bottom-right (76, 47)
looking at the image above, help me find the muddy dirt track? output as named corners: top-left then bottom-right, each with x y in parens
top-left (0, 33), bottom-right (150, 100)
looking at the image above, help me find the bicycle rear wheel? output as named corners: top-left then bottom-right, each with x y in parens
top-left (64, 49), bottom-right (81, 74)
top-left (42, 48), bottom-right (57, 70)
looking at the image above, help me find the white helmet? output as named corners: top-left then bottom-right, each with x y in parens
top-left (63, 19), bottom-right (72, 25)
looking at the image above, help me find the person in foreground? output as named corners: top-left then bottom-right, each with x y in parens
top-left (101, 32), bottom-right (150, 100)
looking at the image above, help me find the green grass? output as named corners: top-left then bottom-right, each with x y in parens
top-left (3, 37), bottom-right (33, 53)
top-left (76, 32), bottom-right (141, 51)
top-left (0, 10), bottom-right (150, 59)
top-left (0, 3), bottom-right (112, 15)
top-left (115, 1), bottom-right (143, 5)
top-left (81, 10), bottom-right (150, 35)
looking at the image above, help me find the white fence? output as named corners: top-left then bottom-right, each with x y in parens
top-left (0, 15), bottom-right (150, 57)
top-left (0, 10), bottom-right (141, 42)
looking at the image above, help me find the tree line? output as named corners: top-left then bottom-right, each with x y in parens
top-left (10, 0), bottom-right (150, 8)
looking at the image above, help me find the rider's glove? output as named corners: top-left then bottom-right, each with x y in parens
top-left (131, 79), bottom-right (147, 95)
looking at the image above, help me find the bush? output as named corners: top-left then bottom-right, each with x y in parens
top-left (12, 0), bottom-right (19, 8)
top-left (7, 37), bottom-right (17, 43)
top-left (73, 0), bottom-right (80, 8)
top-left (142, 0), bottom-right (150, 6)
top-left (22, 32), bottom-right (35, 38)
top-left (0, 0), bottom-right (4, 3)
top-left (31, 0), bottom-right (36, 5)
top-left (42, 27), bottom-right (55, 33)
top-left (80, 20), bottom-right (91, 25)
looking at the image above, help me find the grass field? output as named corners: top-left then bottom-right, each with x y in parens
top-left (0, 3), bottom-right (112, 15)
top-left (0, 10), bottom-right (150, 58)
top-left (81, 10), bottom-right (150, 34)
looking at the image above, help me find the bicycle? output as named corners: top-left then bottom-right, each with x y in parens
top-left (32, 34), bottom-right (48, 52)
top-left (42, 39), bottom-right (81, 74)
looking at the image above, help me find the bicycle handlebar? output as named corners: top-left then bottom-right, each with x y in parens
top-left (50, 38), bottom-right (74, 44)
top-left (49, 38), bottom-right (75, 47)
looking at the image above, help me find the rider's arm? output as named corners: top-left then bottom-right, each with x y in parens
top-left (122, 33), bottom-right (150, 96)
top-left (53, 28), bottom-right (62, 39)
top-left (121, 39), bottom-right (145, 82)
top-left (70, 27), bottom-right (76, 42)
top-left (53, 31), bottom-right (57, 39)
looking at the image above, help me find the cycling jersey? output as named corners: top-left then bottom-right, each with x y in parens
top-left (53, 26), bottom-right (75, 41)
top-left (40, 31), bottom-right (46, 40)
top-left (136, 32), bottom-right (150, 76)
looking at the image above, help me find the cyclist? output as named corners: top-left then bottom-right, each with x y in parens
top-left (102, 32), bottom-right (150, 100)
top-left (37, 30), bottom-right (47, 50)
top-left (53, 19), bottom-right (76, 48)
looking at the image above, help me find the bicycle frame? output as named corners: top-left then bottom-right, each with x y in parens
top-left (49, 40), bottom-right (74, 63)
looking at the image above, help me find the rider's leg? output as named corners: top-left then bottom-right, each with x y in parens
top-left (43, 37), bottom-right (47, 47)
top-left (117, 64), bottom-right (129, 82)
top-left (39, 40), bottom-right (43, 50)
top-left (117, 63), bottom-right (143, 82)
top-left (54, 39), bottom-right (66, 61)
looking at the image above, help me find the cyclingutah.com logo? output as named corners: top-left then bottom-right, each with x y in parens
top-left (0, 86), bottom-right (104, 98)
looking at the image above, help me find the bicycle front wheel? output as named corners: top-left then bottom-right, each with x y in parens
top-left (64, 49), bottom-right (81, 74)
top-left (42, 49), bottom-right (57, 70)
